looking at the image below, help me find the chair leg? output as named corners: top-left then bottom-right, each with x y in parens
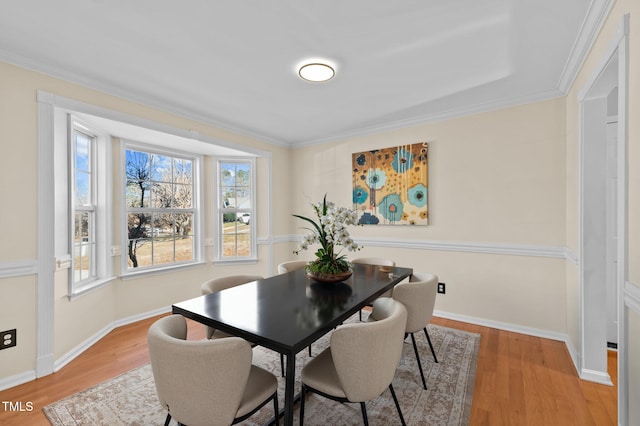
top-left (360, 402), bottom-right (369, 426)
top-left (388, 384), bottom-right (406, 426)
top-left (308, 345), bottom-right (312, 357)
top-left (164, 413), bottom-right (171, 426)
top-left (359, 309), bottom-right (363, 321)
top-left (273, 392), bottom-right (279, 426)
top-left (410, 333), bottom-right (427, 390)
top-left (424, 327), bottom-right (439, 363)
top-left (299, 385), bottom-right (306, 426)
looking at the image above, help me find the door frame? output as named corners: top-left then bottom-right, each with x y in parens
top-left (577, 13), bottom-right (628, 423)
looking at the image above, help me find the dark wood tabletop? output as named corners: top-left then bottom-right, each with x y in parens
top-left (172, 263), bottom-right (413, 425)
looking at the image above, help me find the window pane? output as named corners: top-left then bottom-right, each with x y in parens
top-left (151, 154), bottom-right (171, 182)
top-left (235, 163), bottom-right (251, 188)
top-left (74, 132), bottom-right (90, 172)
top-left (175, 236), bottom-right (194, 262)
top-left (153, 213), bottom-right (173, 237)
top-left (174, 158), bottom-right (192, 180)
top-left (74, 211), bottom-right (93, 281)
top-left (174, 183), bottom-right (192, 208)
top-left (153, 238), bottom-right (175, 265)
top-left (220, 162), bottom-right (236, 187)
top-left (222, 233), bottom-right (238, 257)
top-left (221, 186), bottom-right (237, 208)
top-left (126, 150), bottom-right (150, 200)
top-left (128, 213), bottom-right (151, 239)
top-left (151, 182), bottom-right (172, 208)
top-left (74, 170), bottom-right (90, 205)
top-left (221, 217), bottom-right (252, 258)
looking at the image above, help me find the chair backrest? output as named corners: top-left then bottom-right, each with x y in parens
top-left (330, 298), bottom-right (407, 402)
top-left (277, 260), bottom-right (307, 274)
top-left (201, 274), bottom-right (263, 295)
top-left (148, 314), bottom-right (253, 426)
top-left (392, 272), bottom-right (438, 333)
top-left (351, 257), bottom-right (396, 267)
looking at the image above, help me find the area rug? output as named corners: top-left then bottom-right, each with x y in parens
top-left (44, 313), bottom-right (479, 425)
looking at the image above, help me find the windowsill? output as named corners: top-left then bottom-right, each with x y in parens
top-left (120, 261), bottom-right (206, 280)
top-left (212, 257), bottom-right (258, 265)
top-left (68, 276), bottom-right (117, 300)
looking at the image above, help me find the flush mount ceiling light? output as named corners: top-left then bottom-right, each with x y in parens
top-left (298, 62), bottom-right (335, 82)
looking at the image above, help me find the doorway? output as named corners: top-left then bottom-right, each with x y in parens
top-left (578, 13), bottom-right (628, 424)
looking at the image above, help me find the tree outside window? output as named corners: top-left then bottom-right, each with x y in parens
top-left (125, 147), bottom-right (197, 270)
top-left (219, 160), bottom-right (255, 259)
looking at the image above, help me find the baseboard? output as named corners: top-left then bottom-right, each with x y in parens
top-left (580, 368), bottom-right (614, 386)
top-left (434, 309), bottom-right (582, 377)
top-left (434, 310), bottom-right (569, 342)
top-left (53, 306), bottom-right (171, 373)
top-left (0, 370), bottom-right (37, 392)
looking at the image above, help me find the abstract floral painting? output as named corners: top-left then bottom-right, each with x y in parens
top-left (352, 143), bottom-right (428, 225)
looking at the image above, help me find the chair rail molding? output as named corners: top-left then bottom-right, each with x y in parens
top-left (284, 234), bottom-right (569, 259)
top-left (0, 259), bottom-right (38, 279)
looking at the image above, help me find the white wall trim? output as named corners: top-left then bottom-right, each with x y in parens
top-left (36, 94), bottom-right (56, 378)
top-left (434, 309), bottom-right (585, 379)
top-left (0, 370), bottom-right (37, 393)
top-left (557, 0), bottom-right (616, 93)
top-left (435, 309), bottom-right (569, 343)
top-left (0, 260), bottom-right (38, 279)
top-left (624, 281), bottom-right (640, 314)
top-left (53, 306), bottom-right (171, 373)
top-left (580, 368), bottom-right (614, 386)
top-left (282, 234), bottom-right (570, 260)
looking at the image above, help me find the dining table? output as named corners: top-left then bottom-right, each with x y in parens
top-left (171, 263), bottom-right (413, 426)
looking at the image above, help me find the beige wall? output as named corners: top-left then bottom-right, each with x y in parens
top-left (290, 98), bottom-right (568, 332)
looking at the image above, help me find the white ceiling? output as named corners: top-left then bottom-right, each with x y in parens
top-left (1, 0), bottom-right (602, 147)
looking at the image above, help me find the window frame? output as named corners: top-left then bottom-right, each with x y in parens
top-left (66, 116), bottom-right (113, 297)
top-left (120, 140), bottom-right (203, 275)
top-left (215, 157), bottom-right (257, 262)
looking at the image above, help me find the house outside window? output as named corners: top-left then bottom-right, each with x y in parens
top-left (217, 159), bottom-right (256, 261)
top-left (124, 144), bottom-right (200, 272)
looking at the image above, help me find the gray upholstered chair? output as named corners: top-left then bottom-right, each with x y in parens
top-left (299, 298), bottom-right (408, 426)
top-left (351, 257), bottom-right (396, 320)
top-left (277, 260), bottom-right (307, 274)
top-left (201, 275), bottom-right (263, 339)
top-left (147, 314), bottom-right (278, 426)
top-left (377, 271), bottom-right (439, 390)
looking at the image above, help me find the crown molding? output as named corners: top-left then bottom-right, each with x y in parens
top-left (294, 89), bottom-right (565, 148)
top-left (556, 0), bottom-right (616, 93)
top-left (0, 52), bottom-right (287, 148)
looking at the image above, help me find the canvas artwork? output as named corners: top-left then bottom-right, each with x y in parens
top-left (352, 143), bottom-right (428, 225)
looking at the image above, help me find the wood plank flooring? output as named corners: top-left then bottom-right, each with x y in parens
top-left (0, 315), bottom-right (617, 425)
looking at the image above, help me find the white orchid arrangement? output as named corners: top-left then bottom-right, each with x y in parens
top-left (293, 195), bottom-right (361, 274)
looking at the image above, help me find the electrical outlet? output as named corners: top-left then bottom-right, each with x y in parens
top-left (1, 329), bottom-right (17, 350)
top-left (437, 282), bottom-right (446, 294)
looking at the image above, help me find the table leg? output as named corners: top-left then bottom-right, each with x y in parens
top-left (283, 352), bottom-right (296, 426)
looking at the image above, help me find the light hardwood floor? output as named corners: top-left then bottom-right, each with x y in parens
top-left (0, 315), bottom-right (617, 425)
